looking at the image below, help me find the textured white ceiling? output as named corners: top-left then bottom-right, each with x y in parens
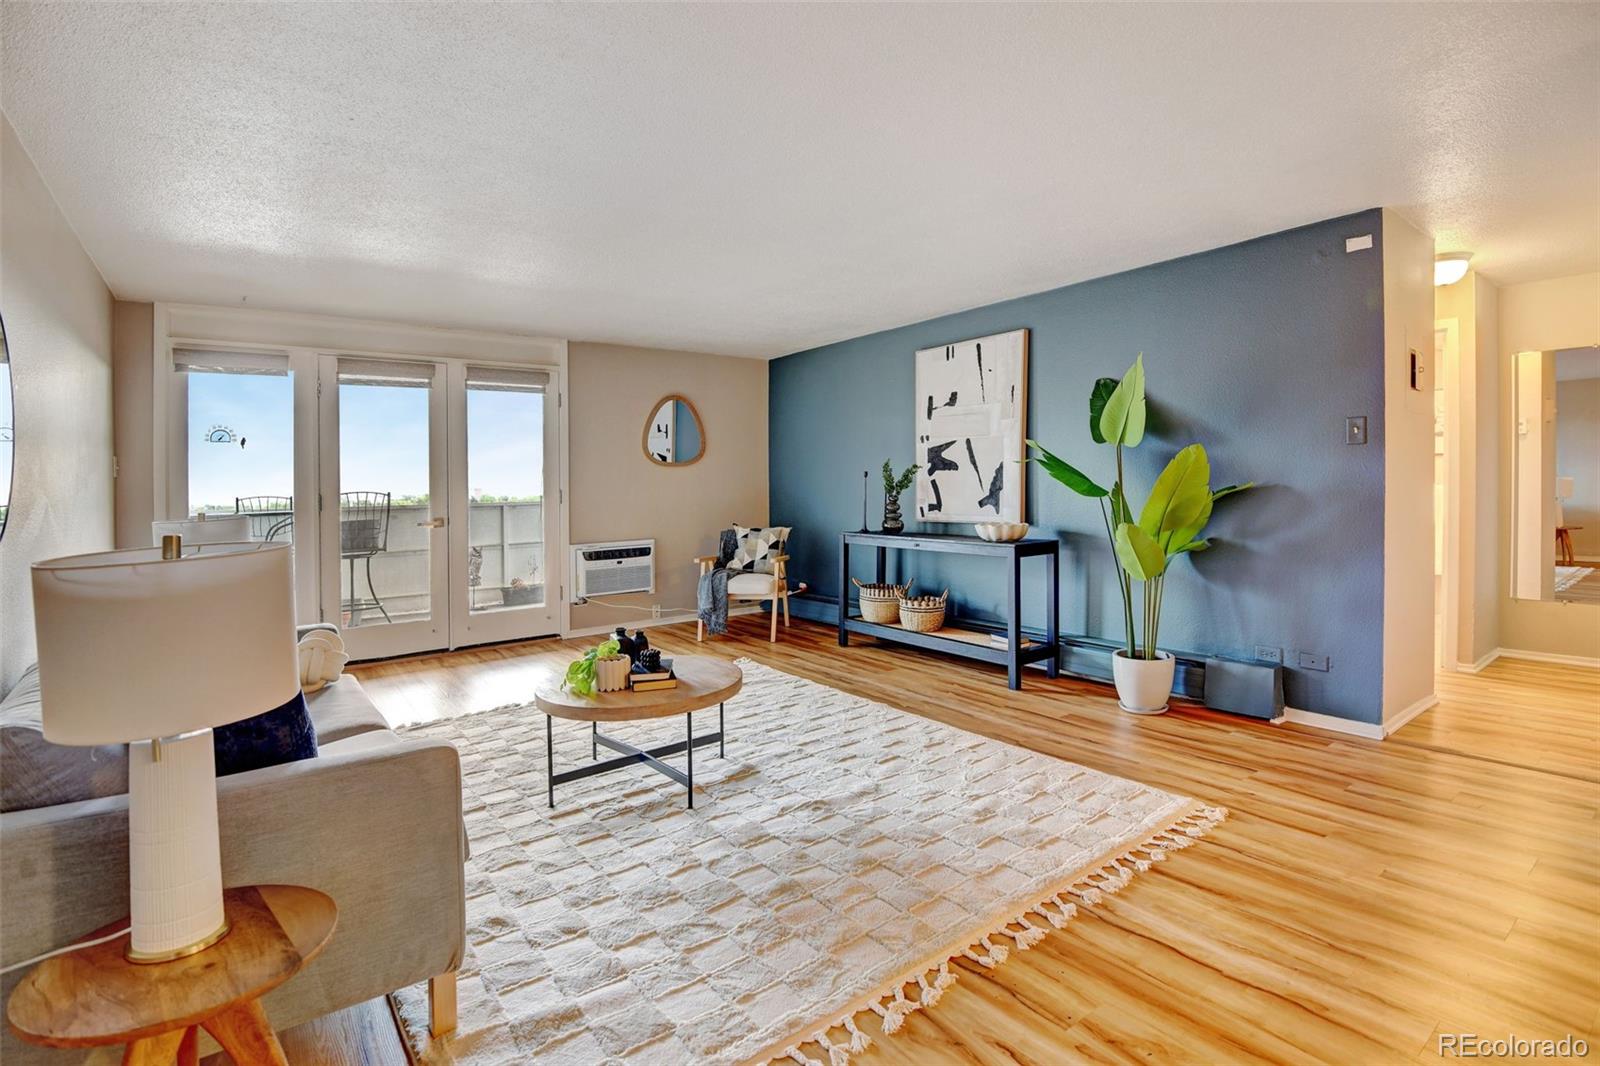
top-left (3, 3), bottom-right (1596, 358)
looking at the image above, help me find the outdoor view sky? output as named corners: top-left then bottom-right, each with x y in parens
top-left (188, 371), bottom-right (543, 514)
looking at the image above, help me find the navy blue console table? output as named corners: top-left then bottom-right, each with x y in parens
top-left (837, 530), bottom-right (1060, 689)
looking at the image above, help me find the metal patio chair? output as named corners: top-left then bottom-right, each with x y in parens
top-left (341, 491), bottom-right (393, 624)
top-left (235, 496), bottom-right (294, 541)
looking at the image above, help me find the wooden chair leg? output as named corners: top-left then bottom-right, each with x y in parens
top-left (782, 588), bottom-right (790, 626)
top-left (430, 971), bottom-right (458, 1037)
top-left (769, 588), bottom-right (779, 642)
top-left (697, 619), bottom-right (705, 641)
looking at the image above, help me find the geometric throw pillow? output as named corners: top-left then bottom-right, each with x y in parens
top-left (730, 524), bottom-right (790, 574)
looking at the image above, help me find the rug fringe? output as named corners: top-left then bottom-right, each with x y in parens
top-left (763, 803), bottom-right (1227, 1066)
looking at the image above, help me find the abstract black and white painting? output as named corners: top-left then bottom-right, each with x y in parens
top-left (914, 328), bottom-right (1028, 524)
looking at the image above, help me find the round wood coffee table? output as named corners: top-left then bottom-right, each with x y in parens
top-left (535, 655), bottom-right (742, 809)
top-left (6, 884), bottom-right (335, 1066)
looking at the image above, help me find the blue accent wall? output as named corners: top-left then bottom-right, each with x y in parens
top-left (769, 211), bottom-right (1387, 723)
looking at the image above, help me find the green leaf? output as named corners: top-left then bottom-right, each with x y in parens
top-left (1097, 354), bottom-right (1147, 448)
top-left (1168, 494), bottom-right (1213, 557)
top-left (1114, 522), bottom-right (1167, 581)
top-left (1088, 377), bottom-right (1118, 444)
top-left (1173, 539), bottom-right (1210, 554)
top-left (1211, 482), bottom-right (1253, 502)
top-left (1109, 480), bottom-right (1131, 528)
top-left (1139, 444), bottom-right (1212, 550)
top-left (1025, 440), bottom-right (1107, 497)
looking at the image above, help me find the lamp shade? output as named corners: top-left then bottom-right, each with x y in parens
top-left (151, 515), bottom-right (250, 545)
top-left (31, 542), bottom-right (298, 745)
top-left (1556, 476), bottom-right (1575, 501)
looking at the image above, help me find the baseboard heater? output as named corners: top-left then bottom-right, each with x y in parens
top-left (794, 595), bottom-right (1283, 719)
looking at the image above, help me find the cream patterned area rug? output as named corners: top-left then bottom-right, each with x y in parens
top-left (393, 660), bottom-right (1223, 1065)
top-left (1555, 565), bottom-right (1594, 593)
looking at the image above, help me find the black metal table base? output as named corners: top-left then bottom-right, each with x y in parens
top-left (547, 703), bottom-right (725, 809)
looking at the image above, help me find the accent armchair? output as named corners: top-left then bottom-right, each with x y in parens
top-left (695, 529), bottom-right (805, 642)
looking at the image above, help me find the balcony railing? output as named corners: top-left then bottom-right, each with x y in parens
top-left (221, 500), bottom-right (545, 622)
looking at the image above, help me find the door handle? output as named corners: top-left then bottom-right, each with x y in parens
top-left (417, 517), bottom-right (447, 528)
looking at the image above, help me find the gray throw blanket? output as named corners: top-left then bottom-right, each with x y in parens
top-left (696, 528), bottom-right (740, 635)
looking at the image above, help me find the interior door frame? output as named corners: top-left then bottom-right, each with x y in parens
top-left (446, 360), bottom-right (563, 648)
top-left (318, 352), bottom-right (451, 661)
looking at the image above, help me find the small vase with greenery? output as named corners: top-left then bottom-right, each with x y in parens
top-left (880, 460), bottom-right (919, 534)
top-left (1028, 355), bottom-right (1250, 713)
top-left (562, 637), bottom-right (621, 697)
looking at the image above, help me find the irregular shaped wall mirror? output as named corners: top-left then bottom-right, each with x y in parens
top-left (0, 315), bottom-right (10, 540)
top-left (642, 394), bottom-right (705, 466)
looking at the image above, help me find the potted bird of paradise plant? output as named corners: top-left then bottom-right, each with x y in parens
top-left (1029, 355), bottom-right (1250, 714)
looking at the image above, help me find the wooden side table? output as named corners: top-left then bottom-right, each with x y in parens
top-left (6, 885), bottom-right (335, 1066)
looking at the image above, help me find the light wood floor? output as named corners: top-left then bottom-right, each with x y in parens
top-left (277, 616), bottom-right (1597, 1065)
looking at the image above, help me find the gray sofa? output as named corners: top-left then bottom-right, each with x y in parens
top-left (0, 662), bottom-right (466, 1064)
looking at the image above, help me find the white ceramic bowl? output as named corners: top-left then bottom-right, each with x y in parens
top-left (974, 522), bottom-right (1029, 542)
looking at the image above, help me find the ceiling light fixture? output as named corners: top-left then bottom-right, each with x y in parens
top-left (1434, 252), bottom-right (1473, 286)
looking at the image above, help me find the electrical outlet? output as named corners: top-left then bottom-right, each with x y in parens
top-left (1254, 645), bottom-right (1283, 665)
top-left (651, 604), bottom-right (662, 620)
top-left (1345, 416), bottom-right (1367, 445)
top-left (1295, 651), bottom-right (1331, 672)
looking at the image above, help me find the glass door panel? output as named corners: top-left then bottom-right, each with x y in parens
top-left (321, 356), bottom-right (448, 659)
top-left (449, 363), bottom-right (559, 645)
top-left (176, 349), bottom-right (294, 541)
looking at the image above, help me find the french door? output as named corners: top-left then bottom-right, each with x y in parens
top-left (316, 354), bottom-right (560, 660)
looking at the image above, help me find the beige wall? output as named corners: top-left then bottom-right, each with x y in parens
top-left (112, 300), bottom-right (155, 547)
top-left (1435, 271), bottom-right (1501, 667)
top-left (1556, 376), bottom-right (1600, 559)
top-left (1498, 271), bottom-right (1600, 661)
top-left (1380, 209), bottom-right (1438, 721)
top-left (567, 341), bottom-right (767, 635)
top-left (0, 113), bottom-right (115, 691)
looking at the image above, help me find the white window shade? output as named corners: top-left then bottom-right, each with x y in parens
top-left (466, 365), bottom-right (549, 393)
top-left (172, 348), bottom-right (288, 376)
top-left (337, 357), bottom-right (437, 388)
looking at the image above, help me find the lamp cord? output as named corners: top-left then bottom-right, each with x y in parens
top-left (0, 925), bottom-right (130, 975)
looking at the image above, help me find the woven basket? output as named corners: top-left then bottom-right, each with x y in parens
top-left (898, 589), bottom-right (949, 632)
top-left (854, 579), bottom-right (910, 624)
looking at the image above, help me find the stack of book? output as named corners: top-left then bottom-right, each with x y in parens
top-left (988, 633), bottom-right (1011, 650)
top-left (630, 657), bottom-right (677, 691)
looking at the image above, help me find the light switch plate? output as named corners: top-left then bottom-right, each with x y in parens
top-left (1345, 416), bottom-right (1367, 445)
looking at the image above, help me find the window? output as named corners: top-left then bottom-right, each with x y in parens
top-left (175, 348), bottom-right (294, 540)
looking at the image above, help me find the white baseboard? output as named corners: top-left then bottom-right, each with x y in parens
top-left (1382, 693), bottom-right (1438, 735)
top-left (1495, 646), bottom-right (1600, 669)
top-left (1455, 648), bottom-right (1501, 674)
top-left (565, 605), bottom-right (763, 640)
top-left (1277, 706), bottom-right (1386, 740)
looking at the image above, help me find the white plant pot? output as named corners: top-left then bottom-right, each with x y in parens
top-left (594, 655), bottom-right (631, 693)
top-left (1112, 650), bottom-right (1175, 715)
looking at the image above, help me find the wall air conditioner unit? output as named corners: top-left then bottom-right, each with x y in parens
top-left (571, 539), bottom-right (656, 602)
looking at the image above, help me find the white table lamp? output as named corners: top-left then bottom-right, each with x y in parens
top-left (1556, 475), bottom-right (1575, 528)
top-left (31, 538), bottom-right (297, 962)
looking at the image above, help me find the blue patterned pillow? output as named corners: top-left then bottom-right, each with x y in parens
top-left (213, 690), bottom-right (318, 778)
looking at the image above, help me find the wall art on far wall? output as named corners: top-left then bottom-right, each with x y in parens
top-left (914, 328), bottom-right (1028, 524)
